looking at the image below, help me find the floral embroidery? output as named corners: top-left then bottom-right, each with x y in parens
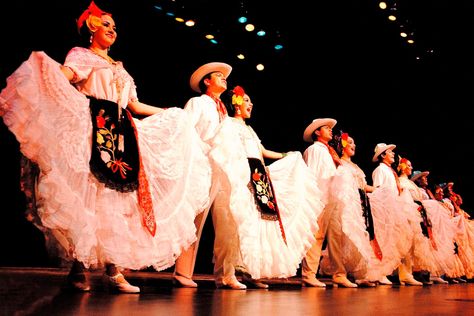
top-left (95, 109), bottom-right (131, 179)
top-left (250, 168), bottom-right (276, 211)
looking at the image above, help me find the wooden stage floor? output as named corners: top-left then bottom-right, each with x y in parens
top-left (1, 267), bottom-right (473, 315)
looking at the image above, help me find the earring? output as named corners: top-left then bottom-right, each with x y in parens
top-left (89, 31), bottom-right (95, 44)
top-left (236, 108), bottom-right (241, 115)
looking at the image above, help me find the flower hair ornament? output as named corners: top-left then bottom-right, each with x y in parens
top-left (340, 132), bottom-right (349, 148)
top-left (77, 1), bottom-right (111, 34)
top-left (331, 130), bottom-right (349, 156)
top-left (397, 156), bottom-right (409, 172)
top-left (231, 86), bottom-right (245, 107)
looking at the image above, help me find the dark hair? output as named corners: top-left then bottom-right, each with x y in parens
top-left (77, 23), bottom-right (93, 47)
top-left (221, 89), bottom-right (236, 116)
top-left (376, 150), bottom-right (386, 163)
top-left (198, 73), bottom-right (212, 94)
top-left (329, 130), bottom-right (345, 157)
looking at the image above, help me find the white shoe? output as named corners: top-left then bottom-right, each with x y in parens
top-left (216, 276), bottom-right (247, 290)
top-left (332, 276), bottom-right (357, 288)
top-left (378, 276), bottom-right (392, 285)
top-left (173, 274), bottom-right (198, 288)
top-left (430, 276), bottom-right (448, 284)
top-left (400, 277), bottom-right (423, 286)
top-left (302, 277), bottom-right (326, 287)
top-left (103, 273), bottom-right (140, 293)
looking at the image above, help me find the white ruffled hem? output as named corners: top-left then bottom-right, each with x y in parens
top-left (0, 51), bottom-right (211, 270)
top-left (209, 119), bottom-right (323, 279)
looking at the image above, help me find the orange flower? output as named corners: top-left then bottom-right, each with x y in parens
top-left (252, 170), bottom-right (260, 181)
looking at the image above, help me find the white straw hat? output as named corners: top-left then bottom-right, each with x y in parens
top-left (189, 62), bottom-right (232, 93)
top-left (303, 118), bottom-right (337, 142)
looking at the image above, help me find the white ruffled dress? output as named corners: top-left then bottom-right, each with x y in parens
top-left (0, 50), bottom-right (211, 271)
top-left (398, 177), bottom-right (445, 274)
top-left (401, 178), bottom-right (459, 276)
top-left (320, 161), bottom-right (401, 281)
top-left (209, 118), bottom-right (323, 279)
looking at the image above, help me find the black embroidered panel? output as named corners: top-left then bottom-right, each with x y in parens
top-left (88, 97), bottom-right (139, 192)
top-left (247, 158), bottom-right (280, 221)
top-left (414, 200), bottom-right (432, 239)
top-left (359, 188), bottom-right (376, 240)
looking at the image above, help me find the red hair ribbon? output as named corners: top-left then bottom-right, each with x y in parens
top-left (76, 1), bottom-right (111, 33)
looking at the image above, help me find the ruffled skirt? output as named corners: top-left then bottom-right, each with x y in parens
top-left (421, 200), bottom-right (459, 276)
top-left (320, 166), bottom-right (381, 280)
top-left (0, 51), bottom-right (211, 271)
top-left (209, 119), bottom-right (323, 279)
top-left (452, 214), bottom-right (474, 278)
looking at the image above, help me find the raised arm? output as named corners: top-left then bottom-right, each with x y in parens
top-left (261, 144), bottom-right (286, 160)
top-left (127, 100), bottom-right (165, 116)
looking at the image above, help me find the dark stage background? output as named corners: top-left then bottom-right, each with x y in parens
top-left (0, 0), bottom-right (473, 272)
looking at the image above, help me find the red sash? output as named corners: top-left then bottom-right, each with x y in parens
top-left (321, 142), bottom-right (341, 167)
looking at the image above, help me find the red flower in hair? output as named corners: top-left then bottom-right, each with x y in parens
top-left (341, 132), bottom-right (349, 148)
top-left (232, 86), bottom-right (245, 106)
top-left (398, 157), bottom-right (410, 172)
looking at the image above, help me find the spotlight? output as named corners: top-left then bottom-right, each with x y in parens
top-left (238, 16), bottom-right (248, 23)
top-left (256, 64), bottom-right (264, 71)
top-left (245, 24), bottom-right (255, 32)
top-left (256, 30), bottom-right (266, 37)
top-left (274, 44), bottom-right (283, 50)
top-left (237, 54), bottom-right (245, 60)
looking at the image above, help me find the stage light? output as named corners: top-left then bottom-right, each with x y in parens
top-left (238, 16), bottom-right (247, 23)
top-left (379, 2), bottom-right (387, 10)
top-left (210, 39), bottom-right (218, 44)
top-left (256, 64), bottom-right (264, 71)
top-left (245, 24), bottom-right (255, 32)
top-left (257, 30), bottom-right (266, 37)
top-left (274, 44), bottom-right (283, 50)
top-left (237, 54), bottom-right (245, 60)
top-left (185, 20), bottom-right (195, 27)
top-left (154, 5), bottom-right (163, 11)
top-left (205, 34), bottom-right (214, 39)
top-left (407, 39), bottom-right (414, 44)
top-left (400, 32), bottom-right (407, 38)
top-left (175, 17), bottom-right (184, 23)
top-left (166, 12), bottom-right (175, 17)
top-left (388, 15), bottom-right (396, 21)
